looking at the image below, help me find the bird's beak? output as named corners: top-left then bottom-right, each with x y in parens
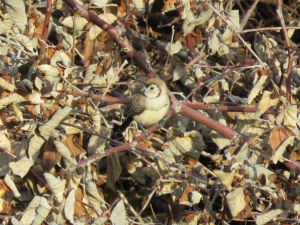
top-left (141, 85), bottom-right (146, 92)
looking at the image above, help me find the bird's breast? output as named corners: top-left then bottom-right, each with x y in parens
top-left (133, 103), bottom-right (170, 126)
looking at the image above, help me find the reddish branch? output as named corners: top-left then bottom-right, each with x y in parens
top-left (185, 103), bottom-right (273, 114)
top-left (186, 33), bottom-right (198, 58)
top-left (184, 52), bottom-right (206, 70)
top-left (39, 0), bottom-right (52, 58)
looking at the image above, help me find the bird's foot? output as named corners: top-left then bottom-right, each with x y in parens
top-left (157, 118), bottom-right (167, 130)
top-left (138, 123), bottom-right (152, 139)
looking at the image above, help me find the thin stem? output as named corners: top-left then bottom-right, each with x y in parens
top-left (135, 187), bottom-right (158, 219)
top-left (72, 12), bottom-right (77, 66)
top-left (103, 60), bottom-right (128, 96)
top-left (164, 26), bottom-right (175, 68)
top-left (239, 0), bottom-right (259, 30)
top-left (286, 59), bottom-right (294, 105)
top-left (240, 26), bottom-right (300, 33)
top-left (276, 0), bottom-right (291, 52)
top-left (118, 191), bottom-right (144, 224)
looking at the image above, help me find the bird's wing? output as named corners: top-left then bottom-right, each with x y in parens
top-left (124, 95), bottom-right (146, 118)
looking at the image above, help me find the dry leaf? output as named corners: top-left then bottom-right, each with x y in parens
top-left (89, 13), bottom-right (117, 40)
top-left (271, 136), bottom-right (295, 164)
top-left (3, 0), bottom-right (27, 32)
top-left (256, 209), bottom-right (283, 225)
top-left (247, 73), bottom-right (269, 104)
top-left (44, 173), bottom-right (66, 203)
top-left (4, 175), bottom-right (21, 197)
top-left (214, 170), bottom-right (235, 191)
top-left (61, 16), bottom-right (88, 31)
top-left (64, 189), bottom-right (75, 223)
top-left (267, 126), bottom-right (295, 151)
top-left (110, 199), bottom-right (128, 225)
top-left (189, 2), bottom-right (213, 26)
top-left (226, 188), bottom-right (246, 217)
top-left (9, 156), bottom-right (34, 178)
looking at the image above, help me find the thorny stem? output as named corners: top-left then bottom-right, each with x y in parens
top-left (178, 102), bottom-right (247, 142)
top-left (39, 0), bottom-right (52, 58)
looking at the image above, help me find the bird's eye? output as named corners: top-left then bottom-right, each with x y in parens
top-left (150, 87), bottom-right (154, 90)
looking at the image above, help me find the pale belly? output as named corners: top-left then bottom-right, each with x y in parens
top-left (133, 104), bottom-right (170, 126)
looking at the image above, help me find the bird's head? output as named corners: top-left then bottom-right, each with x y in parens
top-left (141, 78), bottom-right (167, 99)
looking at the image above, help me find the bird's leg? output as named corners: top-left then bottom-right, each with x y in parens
top-left (157, 118), bottom-right (167, 130)
top-left (138, 123), bottom-right (152, 139)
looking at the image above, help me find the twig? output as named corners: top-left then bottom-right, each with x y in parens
top-left (103, 60), bottom-right (128, 96)
top-left (276, 0), bottom-right (291, 52)
top-left (185, 69), bottom-right (230, 100)
top-left (240, 26), bottom-right (300, 33)
top-left (132, 151), bottom-right (162, 179)
top-left (184, 52), bottom-right (206, 70)
top-left (118, 191), bottom-right (144, 224)
top-left (164, 26), bottom-right (175, 68)
top-left (134, 187), bottom-right (158, 221)
top-left (72, 12), bottom-right (78, 66)
top-left (286, 59), bottom-right (293, 105)
top-left (239, 0), bottom-right (259, 30)
top-left (124, 0), bottom-right (150, 62)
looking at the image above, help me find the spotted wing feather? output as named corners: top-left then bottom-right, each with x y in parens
top-left (124, 95), bottom-right (145, 118)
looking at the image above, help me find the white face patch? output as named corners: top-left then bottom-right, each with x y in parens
top-left (144, 84), bottom-right (160, 99)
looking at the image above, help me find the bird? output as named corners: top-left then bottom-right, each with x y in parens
top-left (124, 78), bottom-right (170, 127)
